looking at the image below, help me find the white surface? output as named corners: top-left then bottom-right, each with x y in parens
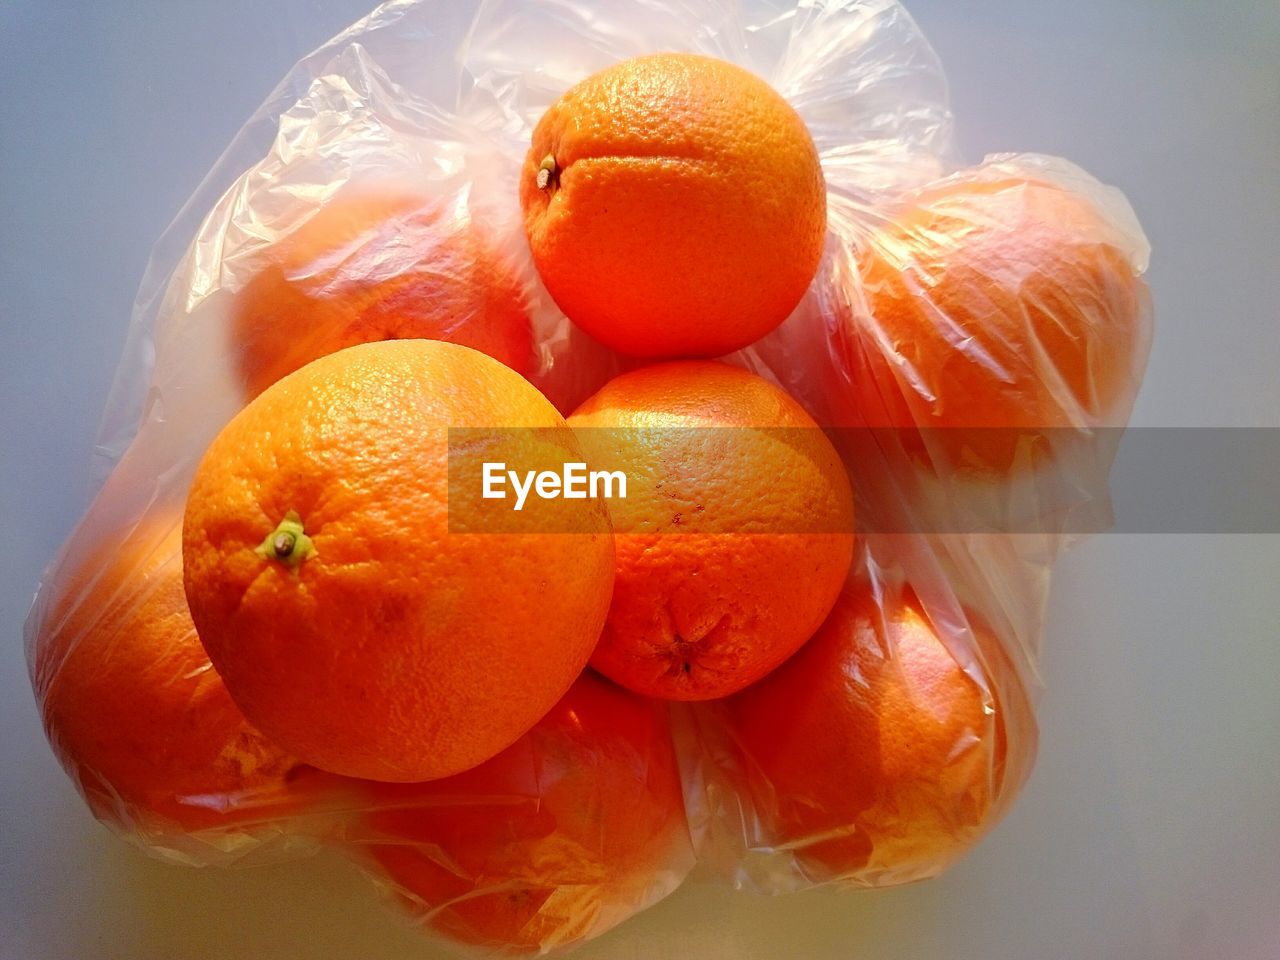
top-left (1, 2), bottom-right (1277, 958)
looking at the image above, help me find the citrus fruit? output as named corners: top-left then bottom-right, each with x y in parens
top-left (567, 361), bottom-right (854, 700)
top-left (351, 672), bottom-right (692, 953)
top-left (182, 340), bottom-right (616, 782)
top-left (712, 583), bottom-right (1037, 885)
top-left (35, 513), bottom-right (319, 834)
top-left (521, 53), bottom-right (826, 359)
top-left (846, 169), bottom-right (1149, 474)
top-left (233, 186), bottom-right (534, 398)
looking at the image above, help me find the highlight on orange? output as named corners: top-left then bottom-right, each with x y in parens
top-left (568, 361), bottom-right (854, 700)
top-left (232, 185), bottom-right (534, 398)
top-left (521, 52), bottom-right (827, 359)
top-left (182, 340), bottom-right (616, 783)
top-left (704, 579), bottom-right (1037, 888)
top-left (348, 672), bottom-right (694, 954)
top-left (843, 163), bottom-right (1151, 475)
top-left (34, 512), bottom-right (331, 845)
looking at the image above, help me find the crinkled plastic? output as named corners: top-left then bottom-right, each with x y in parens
top-left (341, 670), bottom-right (695, 954)
top-left (24, 0), bottom-right (1151, 953)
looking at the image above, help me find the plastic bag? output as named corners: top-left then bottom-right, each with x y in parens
top-left (341, 671), bottom-right (694, 953)
top-left (24, 0), bottom-right (1151, 952)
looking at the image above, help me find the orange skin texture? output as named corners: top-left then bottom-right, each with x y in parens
top-left (35, 516), bottom-right (317, 834)
top-left (714, 585), bottom-right (1036, 884)
top-left (848, 173), bottom-right (1148, 474)
top-left (568, 362), bottom-right (854, 700)
top-left (521, 53), bottom-right (827, 359)
top-left (354, 672), bottom-right (692, 953)
top-left (182, 340), bottom-right (616, 782)
top-left (233, 188), bottom-right (534, 399)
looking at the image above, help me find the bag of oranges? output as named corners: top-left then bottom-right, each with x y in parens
top-left (24, 0), bottom-right (1151, 953)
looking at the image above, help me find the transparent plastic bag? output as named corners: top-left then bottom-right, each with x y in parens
top-left (24, 0), bottom-right (1151, 952)
top-left (339, 671), bottom-right (695, 954)
top-left (27, 495), bottom-right (358, 866)
top-left (676, 533), bottom-right (1042, 893)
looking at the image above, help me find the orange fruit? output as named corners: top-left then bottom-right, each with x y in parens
top-left (710, 583), bottom-right (1037, 886)
top-left (34, 513), bottom-right (322, 836)
top-left (182, 340), bottom-right (616, 782)
top-left (521, 53), bottom-right (826, 359)
top-left (846, 170), bottom-right (1149, 474)
top-left (233, 187), bottom-right (534, 398)
top-left (567, 361), bottom-right (854, 700)
top-left (351, 672), bottom-right (692, 953)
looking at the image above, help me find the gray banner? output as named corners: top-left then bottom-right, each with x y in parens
top-left (446, 427), bottom-right (1280, 534)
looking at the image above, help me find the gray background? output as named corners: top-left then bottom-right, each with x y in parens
top-left (2, 2), bottom-right (1277, 958)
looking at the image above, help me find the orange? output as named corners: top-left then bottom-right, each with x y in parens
top-left (521, 53), bottom-right (826, 359)
top-left (34, 512), bottom-right (323, 835)
top-left (567, 361), bottom-right (854, 700)
top-left (845, 170), bottom-right (1149, 474)
top-left (233, 186), bottom-right (534, 398)
top-left (182, 340), bottom-right (616, 782)
top-left (710, 583), bottom-right (1037, 886)
top-left (350, 672), bottom-right (692, 953)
